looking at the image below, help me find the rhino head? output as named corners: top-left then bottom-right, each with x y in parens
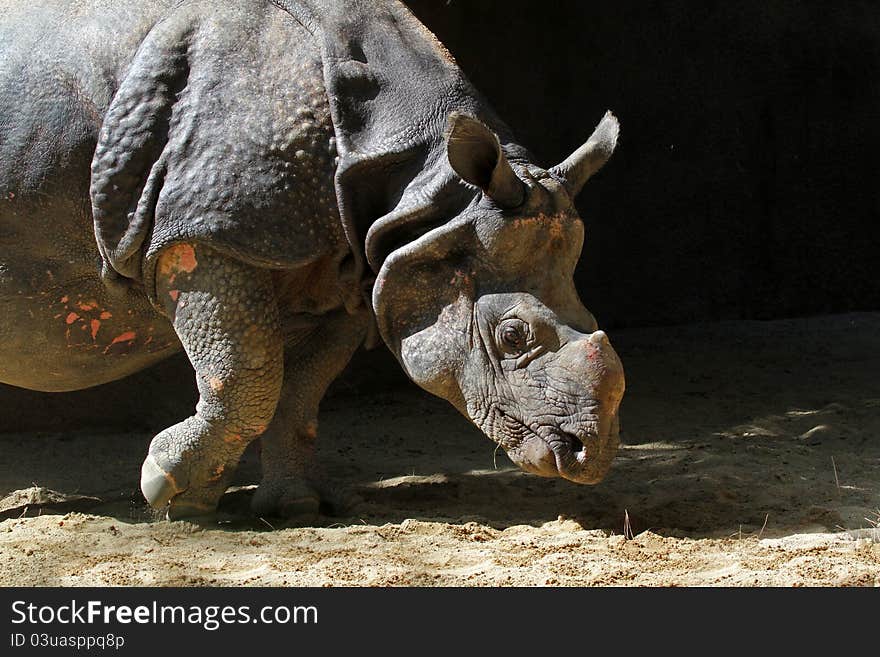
top-left (371, 112), bottom-right (625, 484)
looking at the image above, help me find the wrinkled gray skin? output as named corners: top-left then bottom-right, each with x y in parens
top-left (0, 0), bottom-right (624, 519)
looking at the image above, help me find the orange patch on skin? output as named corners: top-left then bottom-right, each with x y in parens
top-left (90, 319), bottom-right (101, 339)
top-left (158, 244), bottom-right (199, 286)
top-left (99, 311), bottom-right (112, 320)
top-left (77, 300), bottom-right (98, 311)
top-left (176, 245), bottom-right (198, 273)
top-left (223, 433), bottom-right (243, 444)
top-left (449, 270), bottom-right (470, 286)
top-left (545, 215), bottom-right (566, 240)
top-left (208, 376), bottom-right (224, 392)
top-left (304, 420), bottom-right (318, 439)
top-left (60, 296), bottom-right (69, 304)
top-left (168, 289), bottom-right (179, 302)
top-left (65, 312), bottom-right (79, 325)
top-left (110, 331), bottom-right (136, 345)
top-left (157, 260), bottom-right (175, 285)
top-left (208, 465), bottom-right (225, 482)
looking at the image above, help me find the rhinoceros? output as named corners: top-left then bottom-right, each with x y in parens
top-left (0, 0), bottom-right (625, 518)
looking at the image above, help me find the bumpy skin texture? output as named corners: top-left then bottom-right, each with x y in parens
top-left (0, 0), bottom-right (624, 518)
top-left (141, 243), bottom-right (284, 518)
top-left (252, 306), bottom-right (370, 518)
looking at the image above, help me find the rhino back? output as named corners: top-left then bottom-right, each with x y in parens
top-left (0, 0), bottom-right (174, 282)
top-left (87, 1), bottom-right (348, 300)
top-left (150, 4), bottom-right (345, 269)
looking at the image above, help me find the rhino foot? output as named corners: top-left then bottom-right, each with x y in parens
top-left (251, 475), bottom-right (362, 519)
top-left (140, 416), bottom-right (243, 520)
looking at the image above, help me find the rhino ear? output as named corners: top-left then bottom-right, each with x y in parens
top-left (550, 111), bottom-right (619, 197)
top-left (447, 113), bottom-right (525, 208)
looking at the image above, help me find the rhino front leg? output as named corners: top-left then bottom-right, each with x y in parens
top-left (252, 307), bottom-right (369, 518)
top-left (141, 243), bottom-right (284, 519)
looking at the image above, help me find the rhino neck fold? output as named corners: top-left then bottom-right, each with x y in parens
top-left (271, 0), bottom-right (526, 312)
top-left (362, 153), bottom-right (476, 273)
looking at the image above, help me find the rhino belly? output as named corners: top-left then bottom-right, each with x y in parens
top-left (0, 279), bottom-right (181, 393)
top-left (0, 201), bottom-right (180, 392)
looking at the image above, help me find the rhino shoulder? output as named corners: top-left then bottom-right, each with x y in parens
top-left (91, 1), bottom-right (347, 297)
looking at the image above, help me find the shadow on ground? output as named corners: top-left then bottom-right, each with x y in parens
top-left (0, 313), bottom-right (877, 540)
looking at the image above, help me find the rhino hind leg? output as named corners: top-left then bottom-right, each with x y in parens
top-left (140, 243), bottom-right (284, 519)
top-left (251, 307), bottom-right (369, 519)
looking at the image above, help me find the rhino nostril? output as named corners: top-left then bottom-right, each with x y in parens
top-left (567, 433), bottom-right (584, 453)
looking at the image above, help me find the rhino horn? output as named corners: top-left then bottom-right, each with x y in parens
top-left (446, 113), bottom-right (525, 209)
top-left (551, 111), bottom-right (619, 197)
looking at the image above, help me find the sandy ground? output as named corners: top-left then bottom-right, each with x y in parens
top-left (0, 313), bottom-right (878, 586)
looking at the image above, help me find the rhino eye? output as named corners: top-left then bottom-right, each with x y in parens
top-left (498, 320), bottom-right (528, 355)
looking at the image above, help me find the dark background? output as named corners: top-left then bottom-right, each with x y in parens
top-left (2, 0), bottom-right (878, 430)
top-left (408, 0), bottom-right (880, 327)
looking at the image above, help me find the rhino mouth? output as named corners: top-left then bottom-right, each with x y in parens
top-left (548, 428), bottom-right (619, 484)
top-left (495, 412), bottom-right (618, 484)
